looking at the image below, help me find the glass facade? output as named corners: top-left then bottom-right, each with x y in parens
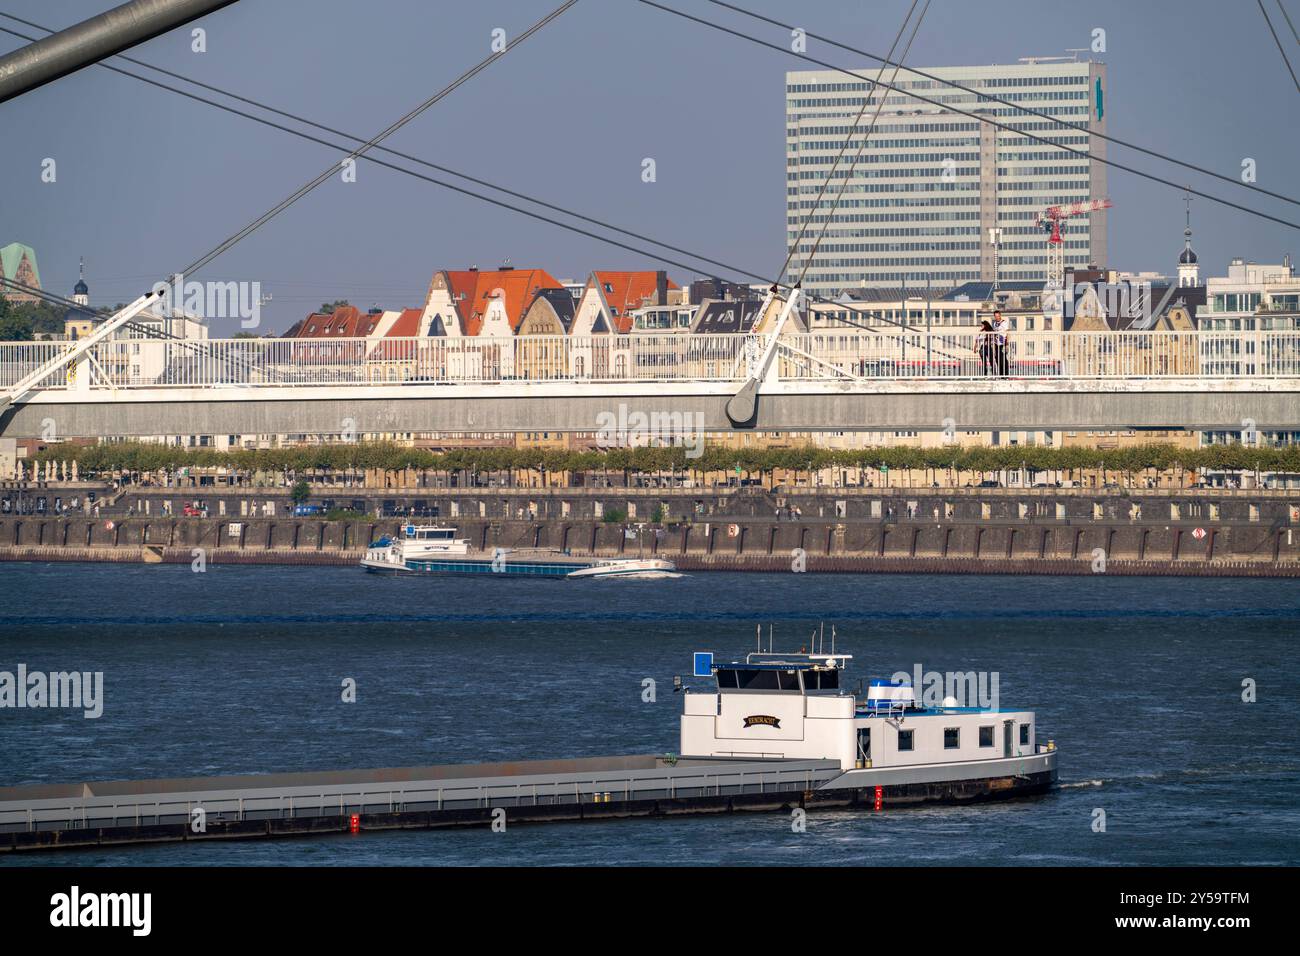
top-left (786, 61), bottom-right (1107, 297)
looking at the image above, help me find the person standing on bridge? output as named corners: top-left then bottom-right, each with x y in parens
top-left (991, 311), bottom-right (1011, 376)
top-left (975, 320), bottom-right (996, 376)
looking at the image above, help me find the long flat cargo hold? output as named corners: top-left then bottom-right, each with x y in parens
top-left (0, 750), bottom-right (1053, 853)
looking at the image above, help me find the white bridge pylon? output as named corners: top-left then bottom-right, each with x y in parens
top-left (725, 287), bottom-right (802, 425)
top-left (0, 289), bottom-right (165, 409)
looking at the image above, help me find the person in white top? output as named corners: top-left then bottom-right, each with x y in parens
top-left (991, 311), bottom-right (1010, 376)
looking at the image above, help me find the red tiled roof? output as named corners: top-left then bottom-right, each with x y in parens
top-left (444, 268), bottom-right (562, 335)
top-left (386, 307), bottom-right (423, 337)
top-left (291, 304), bottom-right (376, 338)
top-left (591, 271), bottom-right (679, 333)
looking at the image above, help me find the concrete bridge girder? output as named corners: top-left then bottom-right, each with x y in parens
top-left (1, 379), bottom-right (1298, 438)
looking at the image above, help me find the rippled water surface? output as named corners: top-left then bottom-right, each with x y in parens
top-left (1, 563), bottom-right (1296, 866)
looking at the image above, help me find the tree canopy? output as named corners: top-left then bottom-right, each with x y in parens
top-left (28, 440), bottom-right (1300, 482)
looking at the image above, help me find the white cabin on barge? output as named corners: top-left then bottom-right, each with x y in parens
top-left (680, 652), bottom-right (1043, 772)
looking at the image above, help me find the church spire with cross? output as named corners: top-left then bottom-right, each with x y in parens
top-left (1177, 191), bottom-right (1199, 287)
top-left (72, 257), bottom-right (89, 306)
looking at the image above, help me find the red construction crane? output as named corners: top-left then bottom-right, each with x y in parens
top-left (1036, 198), bottom-right (1112, 286)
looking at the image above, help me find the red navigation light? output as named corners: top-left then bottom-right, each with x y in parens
top-left (874, 786), bottom-right (883, 812)
top-left (349, 813), bottom-right (359, 834)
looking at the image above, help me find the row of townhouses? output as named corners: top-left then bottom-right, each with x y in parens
top-left (281, 235), bottom-right (1300, 352)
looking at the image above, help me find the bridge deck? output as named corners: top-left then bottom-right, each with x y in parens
top-left (3, 331), bottom-right (1299, 435)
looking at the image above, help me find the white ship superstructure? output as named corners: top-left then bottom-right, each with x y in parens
top-left (681, 647), bottom-right (1055, 784)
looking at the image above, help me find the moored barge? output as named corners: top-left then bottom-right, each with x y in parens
top-left (361, 525), bottom-right (676, 578)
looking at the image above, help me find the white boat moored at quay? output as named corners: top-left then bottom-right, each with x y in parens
top-left (360, 525), bottom-right (678, 579)
top-left (566, 558), bottom-right (679, 579)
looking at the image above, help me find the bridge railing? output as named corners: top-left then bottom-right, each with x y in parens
top-left (3, 330), bottom-right (1300, 390)
top-left (779, 330), bottom-right (1300, 380)
top-left (0, 341), bottom-right (72, 389)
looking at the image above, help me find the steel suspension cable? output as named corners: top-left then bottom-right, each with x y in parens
top-left (780, 0), bottom-right (919, 288)
top-left (708, 0), bottom-right (1300, 208)
top-left (635, 0), bottom-right (1300, 231)
top-left (796, 0), bottom-right (931, 287)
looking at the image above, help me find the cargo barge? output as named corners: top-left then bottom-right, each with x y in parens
top-left (0, 646), bottom-right (1056, 853)
top-left (361, 525), bottom-right (676, 578)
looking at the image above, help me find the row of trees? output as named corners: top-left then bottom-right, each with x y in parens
top-left (0, 297), bottom-right (62, 340)
top-left (0, 295), bottom-right (130, 341)
top-left (29, 440), bottom-right (1300, 486)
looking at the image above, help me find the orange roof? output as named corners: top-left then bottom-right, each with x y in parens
top-left (386, 307), bottom-right (423, 337)
top-left (443, 268), bottom-right (562, 335)
top-left (292, 304), bottom-right (376, 338)
top-left (591, 271), bottom-right (679, 333)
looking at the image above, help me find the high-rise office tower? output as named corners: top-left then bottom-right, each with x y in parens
top-left (785, 57), bottom-right (1107, 297)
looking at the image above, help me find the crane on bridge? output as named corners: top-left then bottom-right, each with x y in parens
top-left (1036, 198), bottom-right (1112, 288)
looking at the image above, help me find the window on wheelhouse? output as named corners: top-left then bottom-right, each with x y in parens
top-left (944, 727), bottom-right (960, 749)
top-left (802, 669), bottom-right (840, 692)
top-left (716, 669), bottom-right (782, 691)
top-left (979, 726), bottom-right (994, 748)
top-left (897, 729), bottom-right (914, 752)
top-left (1019, 724), bottom-right (1030, 746)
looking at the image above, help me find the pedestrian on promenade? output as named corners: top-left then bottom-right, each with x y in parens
top-left (992, 311), bottom-right (1011, 376)
top-left (975, 320), bottom-right (995, 376)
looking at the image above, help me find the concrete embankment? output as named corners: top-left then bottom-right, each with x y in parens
top-left (2, 488), bottom-right (1298, 576)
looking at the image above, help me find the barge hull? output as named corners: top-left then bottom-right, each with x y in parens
top-left (0, 752), bottom-right (1056, 853)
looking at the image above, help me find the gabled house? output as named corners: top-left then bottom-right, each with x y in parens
top-left (368, 308), bottom-right (426, 382)
top-left (289, 304), bottom-right (387, 338)
top-left (517, 287), bottom-right (578, 380)
top-left (420, 266), bottom-right (562, 338)
top-left (571, 270), bottom-right (678, 336)
top-left (569, 270), bottom-right (678, 380)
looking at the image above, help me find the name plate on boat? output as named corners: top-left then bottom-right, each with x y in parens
top-left (743, 715), bottom-right (781, 729)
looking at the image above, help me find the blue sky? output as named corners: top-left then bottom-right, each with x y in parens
top-left (2, 0), bottom-right (1296, 333)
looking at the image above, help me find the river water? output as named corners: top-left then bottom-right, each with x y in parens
top-left (0, 563), bottom-right (1296, 866)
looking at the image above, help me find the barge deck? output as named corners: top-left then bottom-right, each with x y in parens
top-left (0, 751), bottom-right (1055, 853)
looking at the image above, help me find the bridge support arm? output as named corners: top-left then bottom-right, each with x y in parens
top-left (0, 0), bottom-right (239, 105)
top-left (2, 290), bottom-right (163, 408)
top-left (725, 288), bottom-right (801, 427)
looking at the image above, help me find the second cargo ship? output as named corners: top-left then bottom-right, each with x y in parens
top-left (361, 524), bottom-right (678, 579)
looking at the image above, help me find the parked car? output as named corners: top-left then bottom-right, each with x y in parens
top-left (182, 505), bottom-right (204, 517)
top-left (976, 479), bottom-right (1002, 488)
top-left (293, 503), bottom-right (325, 517)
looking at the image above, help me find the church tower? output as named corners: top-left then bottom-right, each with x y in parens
top-left (72, 257), bottom-right (89, 306)
top-left (1177, 194), bottom-right (1199, 288)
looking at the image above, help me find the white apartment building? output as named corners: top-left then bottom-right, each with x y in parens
top-left (786, 56), bottom-right (1107, 297)
top-left (1199, 256), bottom-right (1300, 333)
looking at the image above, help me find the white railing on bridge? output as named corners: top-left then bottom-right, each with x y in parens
top-left (3, 330), bottom-right (1299, 392)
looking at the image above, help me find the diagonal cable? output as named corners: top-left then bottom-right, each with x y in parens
top-left (0, 0), bottom-right (580, 401)
top-left (780, 0), bottom-right (918, 287)
top-left (1259, 0), bottom-right (1300, 91)
top-left (178, 0), bottom-right (579, 279)
top-left (1279, 0), bottom-right (1300, 44)
top-left (635, 0), bottom-right (1300, 231)
top-left (797, 0), bottom-right (931, 286)
top-left (0, 18), bottom-right (945, 341)
top-left (0, 7), bottom-right (759, 293)
top-left (709, 0), bottom-right (1300, 208)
